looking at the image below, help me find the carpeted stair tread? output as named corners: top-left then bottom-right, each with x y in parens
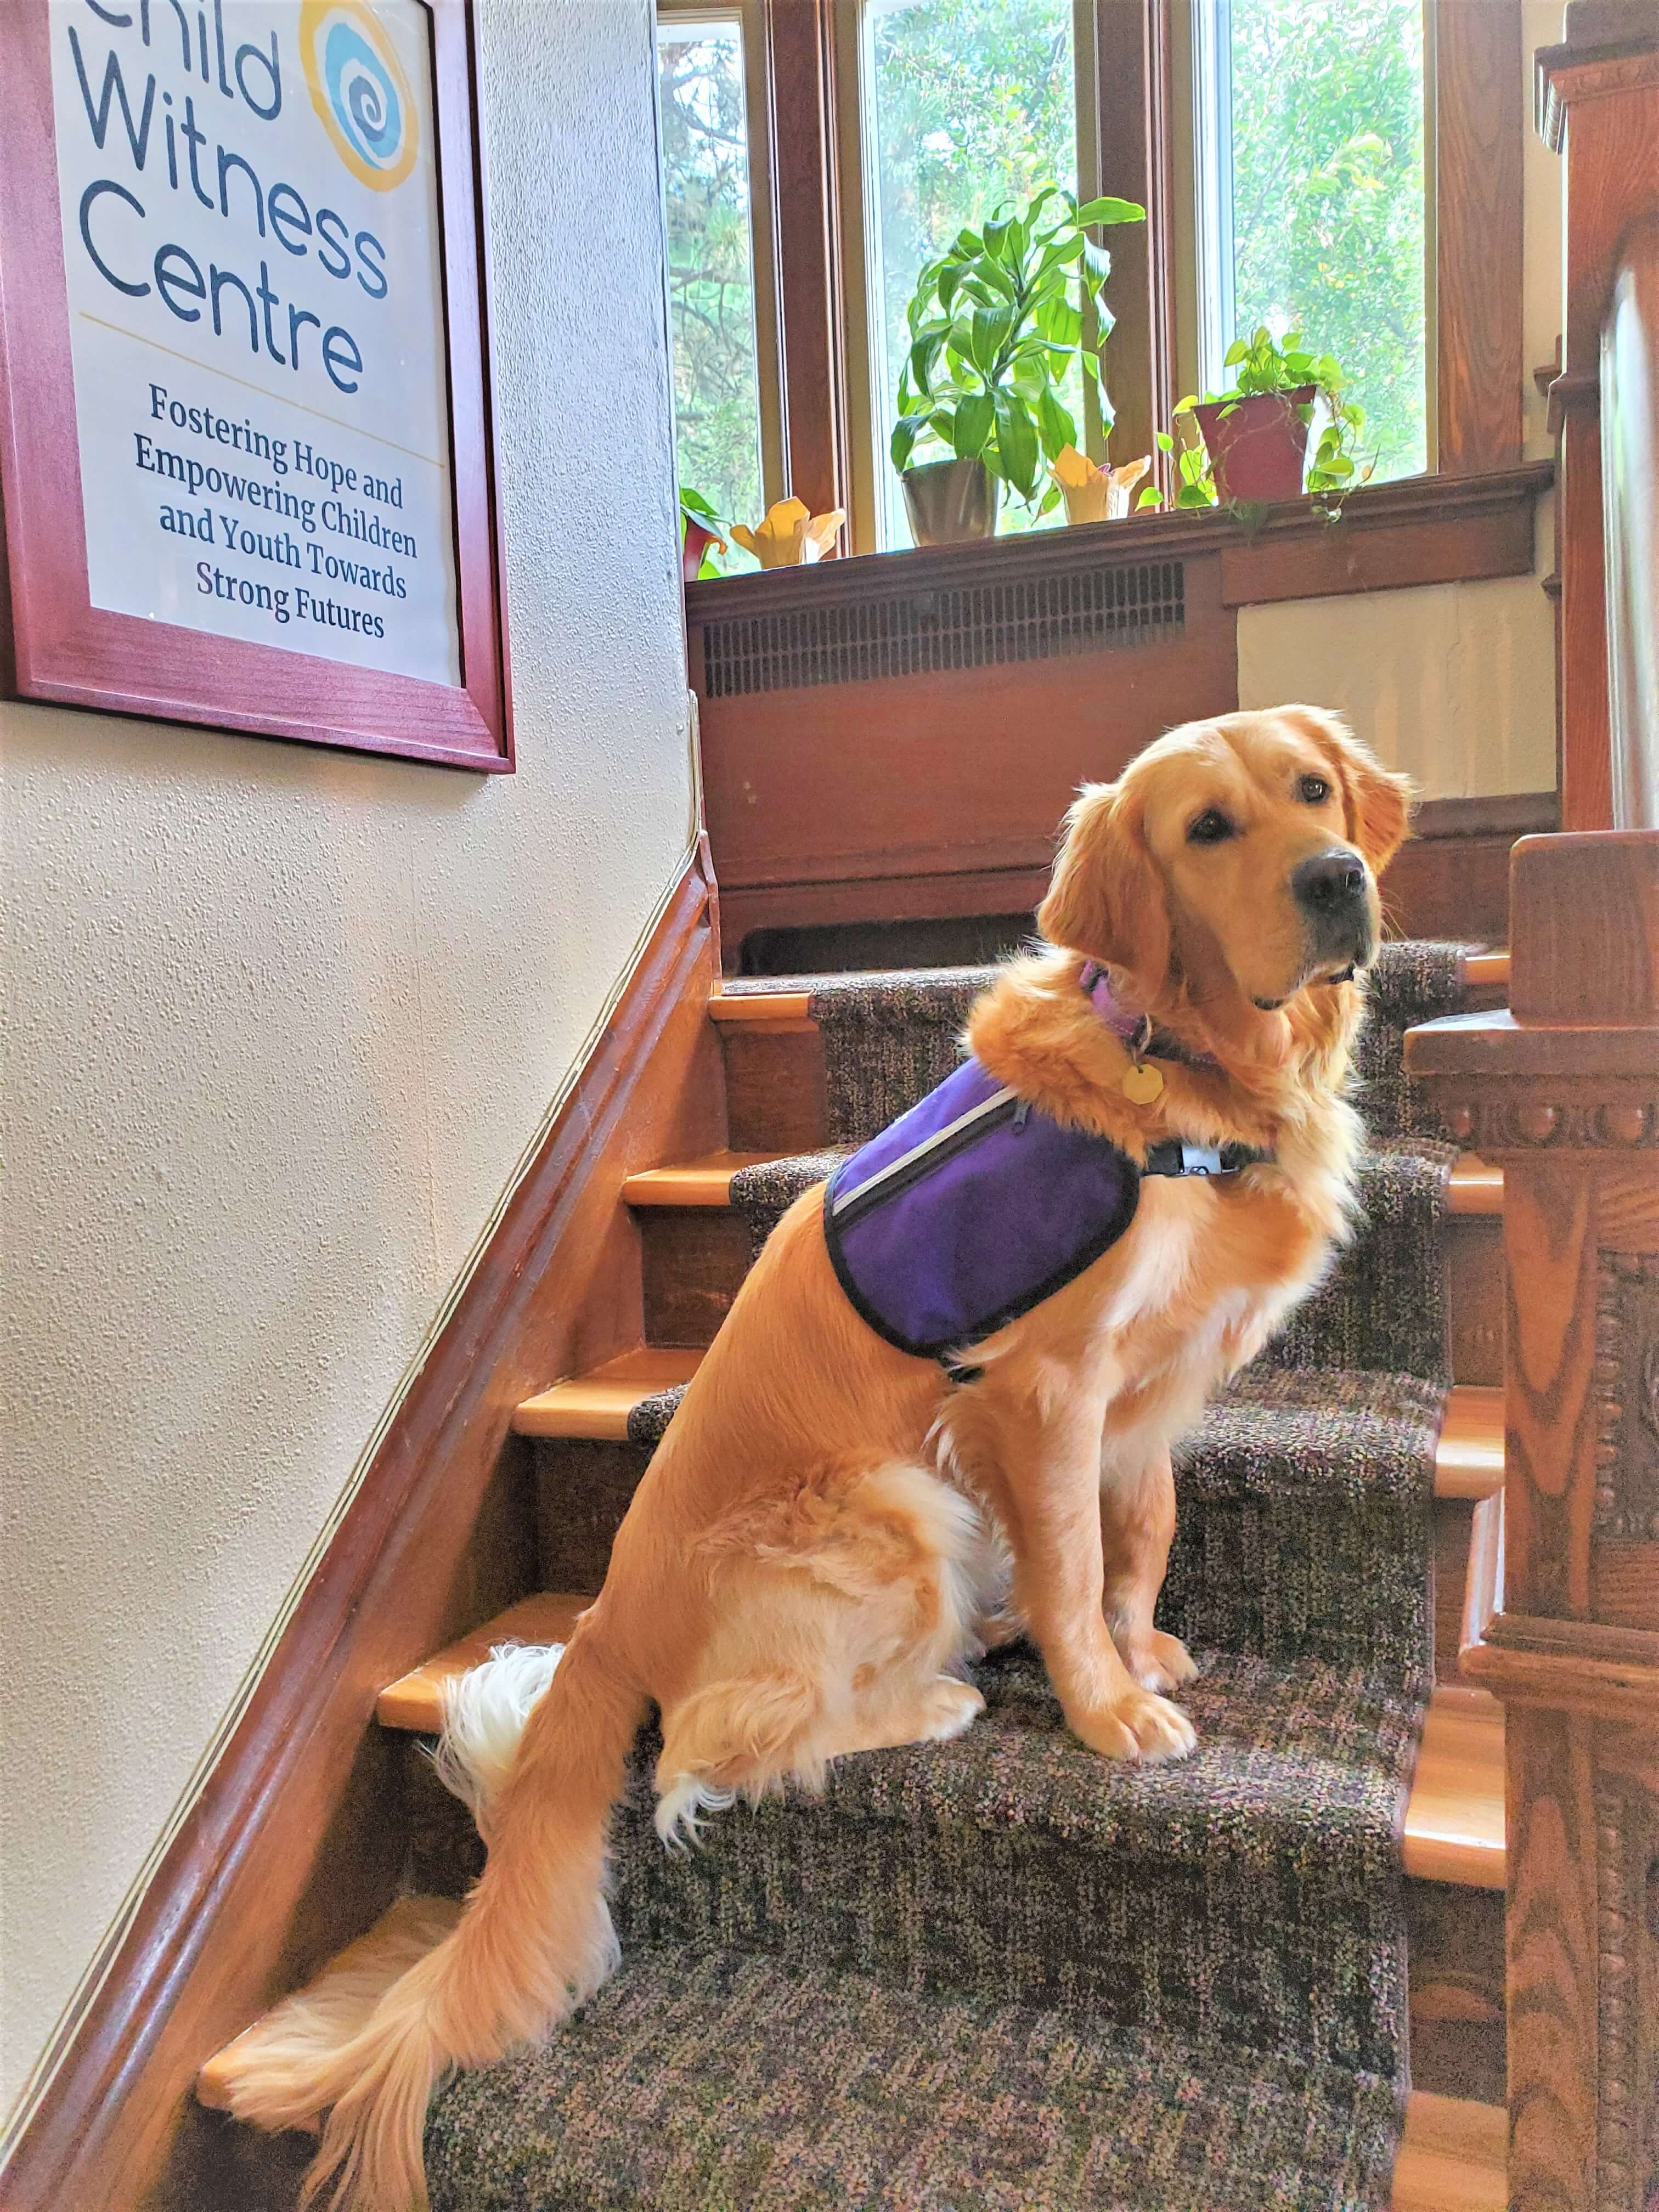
top-left (610, 1362), bottom-right (1439, 1680)
top-left (622, 1362), bottom-right (1442, 1485)
top-left (727, 1146), bottom-right (1457, 1367)
top-left (515, 1356), bottom-right (1497, 1506)
top-left (713, 943), bottom-right (1476, 1148)
top-left (1348, 941), bottom-right (1481, 1140)
top-left (1262, 1141), bottom-right (1455, 1380)
top-left (661, 1646), bottom-right (1414, 1868)
top-left (623, 1147), bottom-right (1498, 1213)
top-left (1197, 1368), bottom-right (1443, 1495)
top-left (423, 1946), bottom-right (1406, 2212)
top-left (606, 1649), bottom-right (1415, 2083)
top-left (375, 1606), bottom-right (1505, 1892)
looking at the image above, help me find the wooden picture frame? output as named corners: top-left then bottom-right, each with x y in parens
top-left (0, 0), bottom-right (511, 771)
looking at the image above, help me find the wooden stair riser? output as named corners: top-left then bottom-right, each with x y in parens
top-left (719, 1017), bottom-right (827, 1155)
top-left (1447, 1214), bottom-right (1504, 1387)
top-left (1406, 1880), bottom-right (1508, 2107)
top-left (535, 1432), bottom-right (1499, 1688)
top-left (536, 1441), bottom-right (1494, 1702)
top-left (1435, 1495), bottom-right (1485, 1681)
top-left (642, 1206), bottom-right (751, 1348)
top-left (716, 1000), bottom-right (1513, 1151)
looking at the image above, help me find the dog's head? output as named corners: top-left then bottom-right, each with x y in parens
top-left (1038, 707), bottom-right (1413, 1029)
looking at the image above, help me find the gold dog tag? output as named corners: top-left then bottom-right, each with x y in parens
top-left (1121, 1061), bottom-right (1165, 1104)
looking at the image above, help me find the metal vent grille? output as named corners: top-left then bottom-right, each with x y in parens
top-left (701, 559), bottom-right (1184, 698)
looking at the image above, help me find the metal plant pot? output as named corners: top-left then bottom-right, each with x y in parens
top-left (900, 456), bottom-right (999, 546)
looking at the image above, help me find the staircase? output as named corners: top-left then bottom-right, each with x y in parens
top-left (201, 945), bottom-right (1512, 2211)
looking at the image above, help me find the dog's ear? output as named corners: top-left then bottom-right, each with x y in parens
top-left (1038, 782), bottom-right (1172, 997)
top-left (1283, 706), bottom-right (1415, 876)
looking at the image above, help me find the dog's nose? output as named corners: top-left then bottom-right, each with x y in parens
top-left (1292, 849), bottom-right (1367, 917)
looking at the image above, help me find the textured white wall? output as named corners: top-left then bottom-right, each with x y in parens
top-left (0, 0), bottom-right (693, 2130)
top-left (1239, 2), bottom-right (1565, 799)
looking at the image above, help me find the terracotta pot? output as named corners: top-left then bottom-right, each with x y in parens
top-left (1191, 386), bottom-right (1317, 503)
top-left (900, 456), bottom-right (998, 546)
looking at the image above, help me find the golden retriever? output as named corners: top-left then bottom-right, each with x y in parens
top-left (219, 705), bottom-right (1413, 2210)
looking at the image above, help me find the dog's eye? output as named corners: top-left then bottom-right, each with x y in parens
top-left (1186, 809), bottom-right (1234, 845)
top-left (1299, 775), bottom-right (1331, 804)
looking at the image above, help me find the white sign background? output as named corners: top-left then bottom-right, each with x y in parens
top-left (49, 0), bottom-right (461, 686)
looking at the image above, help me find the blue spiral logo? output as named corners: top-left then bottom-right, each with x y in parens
top-left (301, 2), bottom-right (418, 192)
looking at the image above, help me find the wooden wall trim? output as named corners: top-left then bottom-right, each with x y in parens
top-left (1216, 478), bottom-right (1538, 606)
top-left (1413, 791), bottom-right (1560, 839)
top-left (716, 795), bottom-right (1548, 970)
top-left (764, 0), bottom-right (850, 536)
top-left (0, 857), bottom-right (727, 2212)
top-left (1087, 0), bottom-right (1176, 478)
top-left (1435, 0), bottom-right (1525, 472)
top-left (685, 462), bottom-right (1553, 623)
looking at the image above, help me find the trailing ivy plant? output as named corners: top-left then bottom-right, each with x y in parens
top-left (890, 187), bottom-right (1146, 510)
top-left (1138, 327), bottom-right (1371, 520)
top-left (1140, 427), bottom-right (1217, 511)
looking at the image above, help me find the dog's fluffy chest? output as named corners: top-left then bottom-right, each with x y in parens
top-left (1057, 1119), bottom-right (1354, 1421)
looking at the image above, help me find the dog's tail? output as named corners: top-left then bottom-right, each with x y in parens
top-left (220, 1629), bottom-right (643, 2212)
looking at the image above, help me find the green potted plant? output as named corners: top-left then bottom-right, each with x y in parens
top-left (890, 186), bottom-right (1144, 546)
top-left (1178, 328), bottom-right (1367, 511)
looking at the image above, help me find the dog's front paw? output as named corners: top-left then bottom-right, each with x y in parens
top-left (919, 1677), bottom-right (986, 1742)
top-left (1070, 1689), bottom-right (1198, 1764)
top-left (1120, 1629), bottom-right (1199, 1695)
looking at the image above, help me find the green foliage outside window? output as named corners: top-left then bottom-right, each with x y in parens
top-left (1224, 0), bottom-right (1427, 481)
top-left (658, 26), bottom-right (765, 552)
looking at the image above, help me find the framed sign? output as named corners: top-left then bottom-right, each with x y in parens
top-left (0, 0), bottom-right (511, 770)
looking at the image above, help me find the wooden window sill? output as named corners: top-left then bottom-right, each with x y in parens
top-left (686, 461), bottom-right (1554, 618)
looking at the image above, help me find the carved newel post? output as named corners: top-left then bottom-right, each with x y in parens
top-left (1407, 831), bottom-right (1659, 2212)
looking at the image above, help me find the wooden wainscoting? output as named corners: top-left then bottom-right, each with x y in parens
top-left (1382, 792), bottom-right (1561, 947)
top-left (689, 469), bottom-right (1553, 968)
top-left (0, 857), bottom-right (726, 2212)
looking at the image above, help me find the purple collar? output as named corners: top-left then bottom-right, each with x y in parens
top-left (1078, 961), bottom-right (1223, 1075)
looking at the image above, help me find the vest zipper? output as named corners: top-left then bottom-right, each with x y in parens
top-left (830, 1086), bottom-right (1023, 1231)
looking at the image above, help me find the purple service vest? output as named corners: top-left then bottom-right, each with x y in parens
top-left (822, 1057), bottom-right (1141, 1363)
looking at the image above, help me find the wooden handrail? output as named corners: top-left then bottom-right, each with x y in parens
top-left (1603, 216), bottom-right (1659, 827)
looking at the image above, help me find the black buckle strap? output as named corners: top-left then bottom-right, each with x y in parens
top-left (1142, 1139), bottom-right (1270, 1178)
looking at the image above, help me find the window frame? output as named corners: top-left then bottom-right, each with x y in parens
top-left (660, 0), bottom-right (1522, 559)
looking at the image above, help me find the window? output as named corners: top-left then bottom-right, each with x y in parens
top-left (656, 10), bottom-right (777, 552)
top-left (655, 0), bottom-right (1516, 560)
top-left (857, 0), bottom-right (1081, 547)
top-left (1193, 0), bottom-right (1430, 481)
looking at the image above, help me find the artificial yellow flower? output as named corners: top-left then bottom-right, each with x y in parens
top-left (1048, 447), bottom-right (1152, 526)
top-left (729, 498), bottom-right (847, 567)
